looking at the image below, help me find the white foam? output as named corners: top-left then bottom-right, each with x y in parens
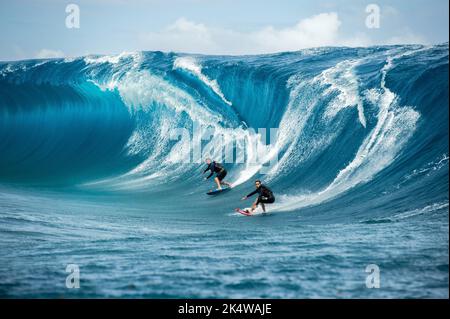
top-left (402, 153), bottom-right (449, 181)
top-left (265, 58), bottom-right (375, 180)
top-left (85, 69), bottom-right (272, 190)
top-left (271, 50), bottom-right (422, 212)
top-left (84, 52), bottom-right (141, 65)
top-left (318, 60), bottom-right (366, 127)
top-left (391, 202), bottom-right (449, 221)
top-left (173, 56), bottom-right (233, 106)
top-left (264, 67), bottom-right (348, 179)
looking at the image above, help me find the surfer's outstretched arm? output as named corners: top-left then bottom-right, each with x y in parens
top-left (246, 189), bottom-right (259, 198)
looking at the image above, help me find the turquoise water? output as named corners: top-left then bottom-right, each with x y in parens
top-left (0, 186), bottom-right (447, 298)
top-left (0, 44), bottom-right (448, 298)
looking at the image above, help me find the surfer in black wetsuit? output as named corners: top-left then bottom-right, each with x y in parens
top-left (241, 180), bottom-right (275, 213)
top-left (203, 158), bottom-right (232, 190)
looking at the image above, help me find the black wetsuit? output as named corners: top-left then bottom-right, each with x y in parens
top-left (204, 162), bottom-right (227, 181)
top-left (246, 185), bottom-right (275, 204)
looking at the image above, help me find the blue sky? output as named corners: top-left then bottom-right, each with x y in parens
top-left (0, 0), bottom-right (448, 60)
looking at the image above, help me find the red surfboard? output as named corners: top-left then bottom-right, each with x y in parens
top-left (235, 208), bottom-right (253, 216)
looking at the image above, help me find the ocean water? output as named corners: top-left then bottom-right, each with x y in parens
top-left (0, 44), bottom-right (448, 298)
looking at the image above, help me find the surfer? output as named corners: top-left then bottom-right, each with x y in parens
top-left (203, 158), bottom-right (232, 190)
top-left (241, 180), bottom-right (275, 213)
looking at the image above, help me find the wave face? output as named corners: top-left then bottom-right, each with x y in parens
top-left (0, 44), bottom-right (448, 215)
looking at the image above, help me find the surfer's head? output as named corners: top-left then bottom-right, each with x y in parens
top-left (205, 158), bottom-right (212, 164)
top-left (255, 180), bottom-right (262, 188)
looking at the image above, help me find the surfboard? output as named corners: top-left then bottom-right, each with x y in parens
top-left (206, 187), bottom-right (231, 195)
top-left (235, 208), bottom-right (253, 216)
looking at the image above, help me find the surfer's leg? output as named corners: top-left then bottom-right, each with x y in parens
top-left (261, 203), bottom-right (266, 212)
top-left (217, 170), bottom-right (228, 188)
top-left (214, 177), bottom-right (222, 189)
top-left (251, 198), bottom-right (259, 212)
top-left (258, 196), bottom-right (273, 213)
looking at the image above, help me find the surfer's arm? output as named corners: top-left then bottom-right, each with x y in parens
top-left (203, 164), bottom-right (213, 178)
top-left (205, 162), bottom-right (216, 179)
top-left (245, 189), bottom-right (259, 198)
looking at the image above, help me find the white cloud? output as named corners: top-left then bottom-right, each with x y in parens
top-left (139, 12), bottom-right (427, 55)
top-left (36, 49), bottom-right (65, 59)
top-left (140, 13), bottom-right (372, 55)
top-left (252, 13), bottom-right (343, 52)
top-left (140, 18), bottom-right (219, 54)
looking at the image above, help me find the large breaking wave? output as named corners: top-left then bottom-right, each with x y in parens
top-left (0, 44), bottom-right (448, 214)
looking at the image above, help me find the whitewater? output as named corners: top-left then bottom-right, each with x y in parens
top-left (0, 43), bottom-right (448, 298)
